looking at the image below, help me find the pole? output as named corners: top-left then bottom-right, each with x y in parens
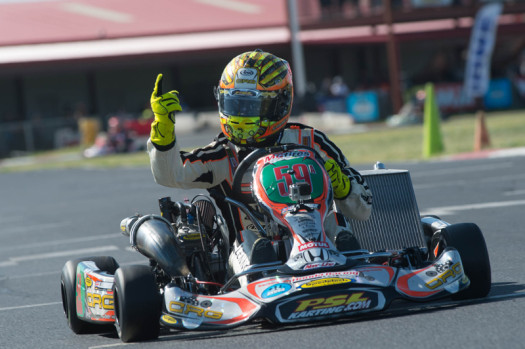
top-left (384, 0), bottom-right (403, 114)
top-left (287, 0), bottom-right (307, 101)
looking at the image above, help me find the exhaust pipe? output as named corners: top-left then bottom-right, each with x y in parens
top-left (124, 214), bottom-right (190, 278)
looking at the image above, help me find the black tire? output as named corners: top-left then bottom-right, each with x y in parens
top-left (113, 265), bottom-right (161, 342)
top-left (435, 223), bottom-right (491, 300)
top-left (60, 256), bottom-right (119, 334)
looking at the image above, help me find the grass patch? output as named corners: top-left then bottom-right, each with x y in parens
top-left (1, 110), bottom-right (525, 173)
top-left (331, 110), bottom-right (525, 165)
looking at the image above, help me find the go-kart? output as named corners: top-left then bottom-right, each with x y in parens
top-left (60, 144), bottom-right (491, 342)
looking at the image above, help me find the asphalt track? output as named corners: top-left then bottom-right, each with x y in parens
top-left (1, 146), bottom-right (525, 349)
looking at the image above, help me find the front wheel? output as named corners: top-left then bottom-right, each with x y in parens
top-left (113, 265), bottom-right (161, 342)
top-left (60, 256), bottom-right (119, 334)
top-left (432, 223), bottom-right (491, 300)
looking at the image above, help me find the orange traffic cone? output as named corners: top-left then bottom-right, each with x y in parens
top-left (474, 110), bottom-right (491, 152)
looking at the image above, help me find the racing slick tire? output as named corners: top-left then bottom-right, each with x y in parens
top-left (435, 223), bottom-right (491, 300)
top-left (61, 256), bottom-right (119, 334)
top-left (113, 265), bottom-right (161, 342)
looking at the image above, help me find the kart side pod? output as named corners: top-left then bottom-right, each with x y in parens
top-left (121, 214), bottom-right (190, 277)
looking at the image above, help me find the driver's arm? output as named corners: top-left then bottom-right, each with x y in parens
top-left (147, 138), bottom-right (231, 189)
top-left (313, 131), bottom-right (373, 221)
top-left (332, 162), bottom-right (373, 221)
top-left (147, 74), bottom-right (231, 189)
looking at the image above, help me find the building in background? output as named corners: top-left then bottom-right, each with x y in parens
top-left (1, 0), bottom-right (525, 157)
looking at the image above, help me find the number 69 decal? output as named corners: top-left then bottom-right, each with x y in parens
top-left (273, 163), bottom-right (316, 197)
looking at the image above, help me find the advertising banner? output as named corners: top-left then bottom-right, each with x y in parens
top-left (463, 3), bottom-right (502, 99)
top-left (411, 0), bottom-right (453, 8)
top-left (484, 78), bottom-right (513, 110)
top-left (346, 91), bottom-right (379, 122)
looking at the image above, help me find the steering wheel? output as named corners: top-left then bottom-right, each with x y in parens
top-left (230, 144), bottom-right (324, 204)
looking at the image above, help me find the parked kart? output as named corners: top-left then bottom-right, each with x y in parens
top-left (60, 145), bottom-right (491, 342)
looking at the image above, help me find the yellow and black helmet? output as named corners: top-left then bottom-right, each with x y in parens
top-left (216, 50), bottom-right (293, 146)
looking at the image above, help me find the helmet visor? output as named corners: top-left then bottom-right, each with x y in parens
top-left (218, 89), bottom-right (280, 121)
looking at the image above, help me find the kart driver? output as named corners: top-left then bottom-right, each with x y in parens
top-left (147, 49), bottom-right (372, 265)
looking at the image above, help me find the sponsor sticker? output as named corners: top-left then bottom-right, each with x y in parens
top-left (261, 283), bottom-right (292, 299)
top-left (292, 271), bottom-right (360, 283)
top-left (86, 293), bottom-right (114, 310)
top-left (262, 151), bottom-right (312, 164)
top-left (162, 314), bottom-right (178, 325)
top-left (235, 68), bottom-right (258, 89)
top-left (425, 261), bottom-right (463, 290)
top-left (279, 291), bottom-right (378, 320)
top-left (168, 301), bottom-right (223, 320)
top-left (182, 233), bottom-right (202, 241)
top-left (298, 241), bottom-right (329, 251)
top-left (300, 278), bottom-right (351, 289)
top-left (303, 262), bottom-right (336, 270)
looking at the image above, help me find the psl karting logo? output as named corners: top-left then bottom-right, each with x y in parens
top-left (286, 292), bottom-right (375, 320)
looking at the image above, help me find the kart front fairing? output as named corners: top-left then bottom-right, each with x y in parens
top-left (76, 247), bottom-right (468, 330)
top-left (158, 247), bottom-right (468, 329)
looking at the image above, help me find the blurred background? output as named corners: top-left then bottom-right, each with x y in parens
top-left (1, 0), bottom-right (525, 159)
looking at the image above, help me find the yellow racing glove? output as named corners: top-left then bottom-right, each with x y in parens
top-left (324, 159), bottom-right (351, 199)
top-left (150, 74), bottom-right (182, 148)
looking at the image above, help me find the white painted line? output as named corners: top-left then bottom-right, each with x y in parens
top-left (2, 260), bottom-right (145, 280)
top-left (414, 172), bottom-right (525, 190)
top-left (0, 246), bottom-right (119, 267)
top-left (489, 148), bottom-right (525, 158)
top-left (421, 199), bottom-right (525, 216)
top-left (0, 302), bottom-right (61, 312)
top-left (0, 215), bottom-right (25, 224)
top-left (1, 270), bottom-right (57, 281)
top-left (194, 0), bottom-right (261, 14)
top-left (0, 233), bottom-right (121, 252)
top-left (410, 162), bottom-right (513, 178)
top-left (504, 189), bottom-right (525, 196)
top-left (1, 221), bottom-right (69, 235)
top-left (89, 343), bottom-right (134, 349)
top-left (61, 3), bottom-right (133, 23)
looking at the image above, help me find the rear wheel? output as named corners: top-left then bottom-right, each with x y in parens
top-left (431, 223), bottom-right (491, 300)
top-left (60, 256), bottom-right (119, 334)
top-left (113, 265), bottom-right (161, 342)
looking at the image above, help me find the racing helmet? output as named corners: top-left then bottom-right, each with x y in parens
top-left (216, 50), bottom-right (294, 146)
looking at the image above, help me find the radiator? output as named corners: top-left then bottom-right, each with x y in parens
top-left (350, 169), bottom-right (426, 252)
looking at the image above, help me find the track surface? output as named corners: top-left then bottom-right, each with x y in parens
top-left (1, 151), bottom-right (524, 349)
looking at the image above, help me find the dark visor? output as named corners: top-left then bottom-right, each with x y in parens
top-left (219, 91), bottom-right (280, 121)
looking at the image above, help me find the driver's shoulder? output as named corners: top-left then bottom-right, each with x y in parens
top-left (284, 122), bottom-right (313, 131)
top-left (281, 122), bottom-right (317, 146)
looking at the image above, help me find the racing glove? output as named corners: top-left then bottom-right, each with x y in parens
top-left (150, 73), bottom-right (182, 148)
top-left (324, 159), bottom-right (351, 199)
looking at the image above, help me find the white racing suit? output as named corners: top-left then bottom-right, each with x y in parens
top-left (147, 122), bottom-right (372, 248)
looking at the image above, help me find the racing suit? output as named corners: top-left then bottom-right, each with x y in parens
top-left (147, 122), bottom-right (373, 246)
